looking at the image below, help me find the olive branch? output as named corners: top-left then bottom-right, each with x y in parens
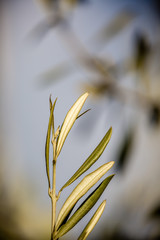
top-left (45, 92), bottom-right (114, 240)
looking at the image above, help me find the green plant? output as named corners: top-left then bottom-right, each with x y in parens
top-left (45, 92), bottom-right (114, 240)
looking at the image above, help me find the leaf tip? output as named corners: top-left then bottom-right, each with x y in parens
top-left (110, 173), bottom-right (115, 179)
top-left (82, 92), bottom-right (89, 101)
top-left (108, 160), bottom-right (115, 168)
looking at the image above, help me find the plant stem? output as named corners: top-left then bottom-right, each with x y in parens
top-left (51, 139), bottom-right (57, 240)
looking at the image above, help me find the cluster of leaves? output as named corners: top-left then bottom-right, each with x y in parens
top-left (45, 92), bottom-right (114, 239)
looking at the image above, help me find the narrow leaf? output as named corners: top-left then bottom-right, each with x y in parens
top-left (60, 127), bottom-right (112, 191)
top-left (45, 98), bottom-right (57, 188)
top-left (56, 92), bottom-right (89, 157)
top-left (55, 175), bottom-right (114, 239)
top-left (57, 205), bottom-right (75, 231)
top-left (49, 95), bottom-right (56, 134)
top-left (55, 161), bottom-right (114, 230)
top-left (76, 108), bottom-right (91, 120)
top-left (78, 200), bottom-right (106, 240)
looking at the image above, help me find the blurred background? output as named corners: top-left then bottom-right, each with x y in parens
top-left (0, 0), bottom-right (160, 239)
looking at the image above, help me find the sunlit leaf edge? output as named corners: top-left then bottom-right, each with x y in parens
top-left (55, 161), bottom-right (114, 230)
top-left (55, 174), bottom-right (114, 239)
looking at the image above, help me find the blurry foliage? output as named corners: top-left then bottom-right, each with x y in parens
top-left (149, 204), bottom-right (160, 220)
top-left (148, 104), bottom-right (160, 126)
top-left (134, 32), bottom-right (150, 71)
top-left (32, 0), bottom-right (160, 134)
top-left (146, 204), bottom-right (160, 240)
top-left (115, 128), bottom-right (134, 172)
top-left (92, 9), bottom-right (136, 48)
top-left (30, 2), bottom-right (160, 238)
top-left (0, 190), bottom-right (27, 240)
top-left (33, 0), bottom-right (160, 201)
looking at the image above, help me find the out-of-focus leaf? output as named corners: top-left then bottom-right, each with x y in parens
top-left (133, 32), bottom-right (151, 90)
top-left (37, 0), bottom-right (55, 11)
top-left (116, 128), bottom-right (134, 171)
top-left (93, 10), bottom-right (136, 47)
top-left (27, 15), bottom-right (62, 44)
top-left (84, 57), bottom-right (114, 75)
top-left (78, 200), bottom-right (106, 240)
top-left (56, 92), bottom-right (89, 157)
top-left (149, 104), bottom-right (160, 126)
top-left (83, 81), bottom-right (111, 97)
top-left (60, 127), bottom-right (112, 191)
top-left (64, 0), bottom-right (78, 7)
top-left (134, 32), bottom-right (150, 70)
top-left (28, 18), bottom-right (51, 42)
top-left (148, 204), bottom-right (160, 220)
top-left (38, 62), bottom-right (76, 87)
top-left (37, 0), bottom-right (88, 11)
top-left (55, 175), bottom-right (114, 239)
top-left (45, 98), bottom-right (57, 188)
top-left (55, 161), bottom-right (114, 230)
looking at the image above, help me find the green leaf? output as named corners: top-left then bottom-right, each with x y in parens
top-left (76, 109), bottom-right (91, 120)
top-left (57, 205), bottom-right (75, 231)
top-left (49, 95), bottom-right (55, 135)
top-left (78, 200), bottom-right (106, 240)
top-left (55, 161), bottom-right (114, 230)
top-left (60, 127), bottom-right (112, 191)
top-left (54, 175), bottom-right (114, 239)
top-left (56, 92), bottom-right (89, 157)
top-left (45, 98), bottom-right (57, 188)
